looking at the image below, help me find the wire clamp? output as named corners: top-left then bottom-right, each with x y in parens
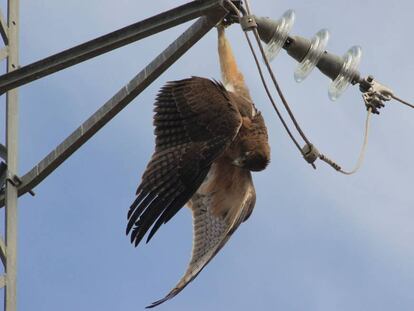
top-left (240, 15), bottom-right (257, 31)
top-left (222, 0), bottom-right (243, 26)
top-left (360, 75), bottom-right (393, 114)
top-left (302, 144), bottom-right (320, 164)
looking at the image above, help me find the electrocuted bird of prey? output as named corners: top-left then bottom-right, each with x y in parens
top-left (126, 26), bottom-right (271, 308)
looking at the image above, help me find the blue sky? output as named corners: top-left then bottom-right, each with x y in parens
top-left (1, 0), bottom-right (413, 310)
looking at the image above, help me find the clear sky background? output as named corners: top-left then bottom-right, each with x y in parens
top-left (1, 0), bottom-right (413, 310)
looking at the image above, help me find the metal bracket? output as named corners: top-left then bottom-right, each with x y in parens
top-left (302, 144), bottom-right (320, 164)
top-left (220, 0), bottom-right (242, 26)
top-left (5, 174), bottom-right (35, 197)
top-left (302, 143), bottom-right (342, 171)
top-left (240, 15), bottom-right (257, 31)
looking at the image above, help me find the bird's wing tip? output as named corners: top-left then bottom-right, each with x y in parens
top-left (146, 289), bottom-right (180, 308)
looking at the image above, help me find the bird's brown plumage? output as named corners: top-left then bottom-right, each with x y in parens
top-left (126, 27), bottom-right (270, 308)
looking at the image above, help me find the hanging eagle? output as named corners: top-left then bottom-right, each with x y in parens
top-left (126, 26), bottom-right (271, 308)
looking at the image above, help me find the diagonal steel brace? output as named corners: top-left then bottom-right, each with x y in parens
top-left (0, 0), bottom-right (226, 93)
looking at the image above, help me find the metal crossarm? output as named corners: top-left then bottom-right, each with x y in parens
top-left (0, 0), bottom-right (225, 94)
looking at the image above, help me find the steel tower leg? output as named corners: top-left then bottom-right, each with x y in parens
top-left (4, 0), bottom-right (19, 310)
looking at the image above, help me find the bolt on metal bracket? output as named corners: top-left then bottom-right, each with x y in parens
top-left (240, 15), bottom-right (257, 31)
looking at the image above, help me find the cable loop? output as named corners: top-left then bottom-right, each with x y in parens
top-left (338, 108), bottom-right (372, 175)
top-left (314, 108), bottom-right (371, 175)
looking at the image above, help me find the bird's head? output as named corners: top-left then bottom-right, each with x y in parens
top-left (232, 111), bottom-right (271, 171)
top-left (232, 140), bottom-right (270, 171)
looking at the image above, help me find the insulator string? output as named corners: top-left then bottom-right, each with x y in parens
top-left (224, 0), bottom-right (374, 175)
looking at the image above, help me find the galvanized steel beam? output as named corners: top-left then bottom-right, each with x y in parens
top-left (4, 0), bottom-right (19, 309)
top-left (0, 0), bottom-right (225, 93)
top-left (0, 8), bottom-right (227, 207)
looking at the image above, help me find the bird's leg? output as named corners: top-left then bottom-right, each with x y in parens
top-left (217, 26), bottom-right (252, 101)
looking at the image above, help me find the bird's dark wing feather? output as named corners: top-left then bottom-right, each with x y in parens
top-left (126, 77), bottom-right (242, 247)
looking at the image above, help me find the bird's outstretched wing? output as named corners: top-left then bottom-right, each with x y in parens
top-left (126, 77), bottom-right (242, 247)
top-left (147, 161), bottom-right (256, 308)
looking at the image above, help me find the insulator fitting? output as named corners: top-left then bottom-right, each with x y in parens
top-left (315, 51), bottom-right (344, 82)
top-left (284, 35), bottom-right (310, 62)
top-left (360, 75), bottom-right (394, 114)
top-left (255, 10), bottom-right (296, 61)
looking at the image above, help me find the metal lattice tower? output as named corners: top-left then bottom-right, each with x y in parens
top-left (0, 0), bottom-right (409, 309)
